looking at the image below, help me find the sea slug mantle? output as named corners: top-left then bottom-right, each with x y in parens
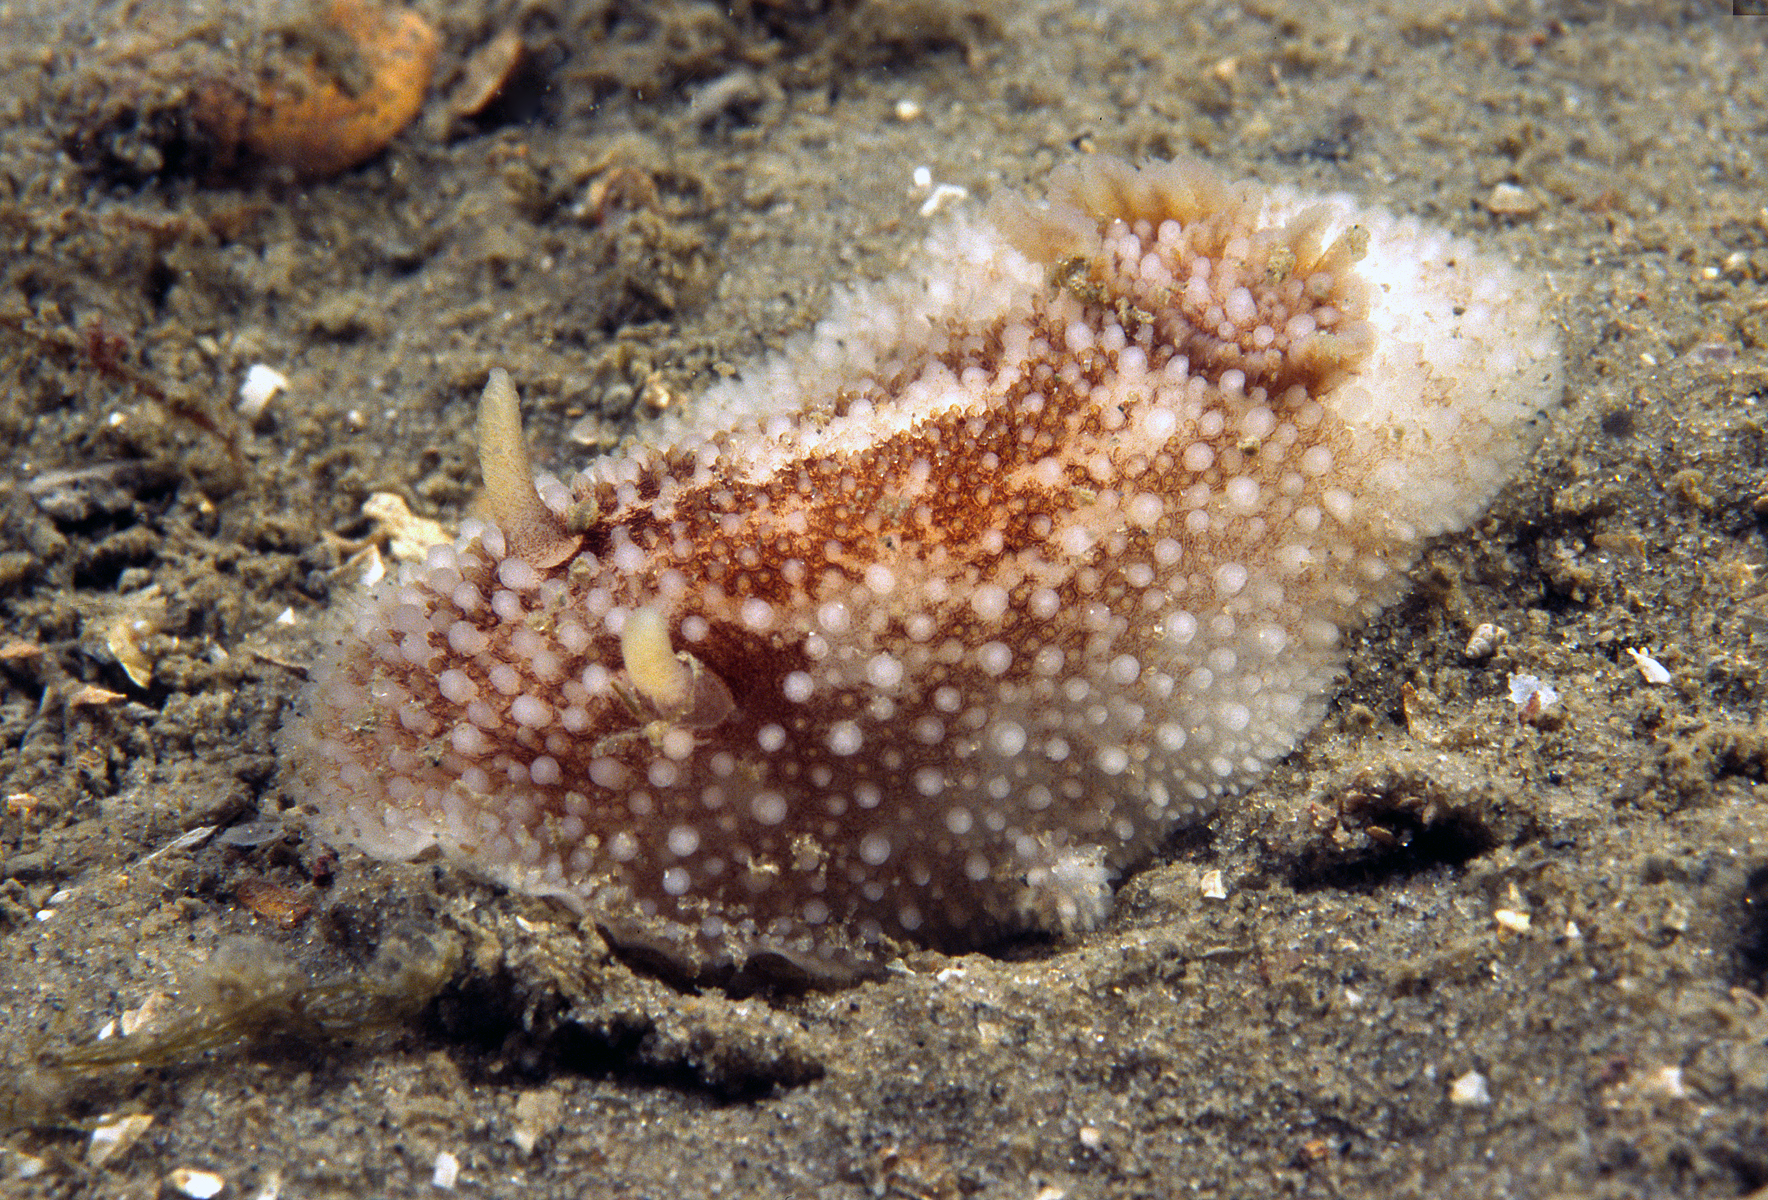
top-left (282, 156), bottom-right (1562, 981)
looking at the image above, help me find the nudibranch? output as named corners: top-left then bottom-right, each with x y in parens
top-left (283, 156), bottom-right (1561, 979)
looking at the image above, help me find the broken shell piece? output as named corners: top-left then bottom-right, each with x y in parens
top-left (362, 492), bottom-right (449, 563)
top-left (444, 28), bottom-right (524, 123)
top-left (510, 1087), bottom-right (565, 1154)
top-left (88, 1113), bottom-right (155, 1167)
top-left (359, 543), bottom-right (387, 589)
top-left (228, 0), bottom-right (438, 177)
top-left (1485, 182), bottom-right (1542, 217)
top-left (106, 621), bottom-right (153, 687)
top-left (104, 588), bottom-right (167, 688)
top-left (119, 991), bottom-right (176, 1038)
top-left (1640, 1065), bottom-right (1688, 1100)
top-left (1493, 908), bottom-right (1531, 934)
top-left (237, 363), bottom-right (289, 419)
top-left (68, 683), bottom-right (127, 709)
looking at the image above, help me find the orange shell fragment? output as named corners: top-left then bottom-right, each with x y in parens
top-left (233, 878), bottom-right (315, 928)
top-left (241, 0), bottom-right (439, 177)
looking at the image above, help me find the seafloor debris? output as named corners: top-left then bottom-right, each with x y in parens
top-left (63, 0), bottom-right (437, 180)
top-left (1463, 621), bottom-right (1507, 660)
top-left (54, 930), bottom-right (460, 1074)
top-left (362, 492), bottom-right (450, 563)
top-left (225, 0), bottom-right (438, 177)
top-left (1627, 646), bottom-right (1672, 685)
top-left (1508, 673), bottom-right (1560, 722)
top-left (435, 27), bottom-right (525, 130)
top-left (86, 1112), bottom-right (154, 1167)
top-left (237, 363), bottom-right (290, 420)
top-left (101, 586), bottom-right (167, 689)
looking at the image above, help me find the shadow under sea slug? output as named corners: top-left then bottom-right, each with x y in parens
top-left (282, 156), bottom-right (1563, 981)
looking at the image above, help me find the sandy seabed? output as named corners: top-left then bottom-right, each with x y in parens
top-left (2, 2), bottom-right (1768, 1197)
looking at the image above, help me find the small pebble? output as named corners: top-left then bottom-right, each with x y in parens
top-left (167, 1167), bottom-right (228, 1198)
top-left (237, 363), bottom-right (289, 419)
top-left (1199, 869), bottom-right (1227, 899)
top-left (431, 1151), bottom-right (460, 1189)
top-left (1485, 182), bottom-right (1541, 216)
top-left (1642, 1065), bottom-right (1687, 1099)
top-left (510, 1088), bottom-right (565, 1155)
top-left (567, 413), bottom-right (610, 447)
top-left (1448, 1070), bottom-right (1491, 1107)
top-left (1493, 908), bottom-right (1531, 934)
top-left (120, 991), bottom-right (174, 1036)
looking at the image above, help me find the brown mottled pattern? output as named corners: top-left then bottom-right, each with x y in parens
top-left (284, 157), bottom-right (1558, 979)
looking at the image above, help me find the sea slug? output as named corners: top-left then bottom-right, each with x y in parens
top-left (282, 156), bottom-right (1562, 980)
